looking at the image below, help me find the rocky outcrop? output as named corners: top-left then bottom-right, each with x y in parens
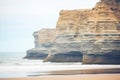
top-left (33, 29), bottom-right (55, 48)
top-left (24, 48), bottom-right (49, 59)
top-left (24, 29), bottom-right (55, 59)
top-left (81, 0), bottom-right (120, 64)
top-left (44, 0), bottom-right (120, 63)
top-left (25, 0), bottom-right (120, 64)
top-left (44, 10), bottom-right (92, 62)
top-left (44, 42), bottom-right (83, 62)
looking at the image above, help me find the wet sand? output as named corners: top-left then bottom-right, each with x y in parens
top-left (0, 68), bottom-right (120, 80)
top-left (49, 68), bottom-right (120, 75)
top-left (0, 74), bottom-right (120, 80)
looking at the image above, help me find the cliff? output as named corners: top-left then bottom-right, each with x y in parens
top-left (24, 0), bottom-right (120, 64)
top-left (24, 29), bottom-right (55, 59)
top-left (44, 0), bottom-right (120, 63)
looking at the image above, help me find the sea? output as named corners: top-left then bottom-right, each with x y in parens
top-left (0, 52), bottom-right (120, 78)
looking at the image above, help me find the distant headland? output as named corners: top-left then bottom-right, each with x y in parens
top-left (24, 0), bottom-right (120, 64)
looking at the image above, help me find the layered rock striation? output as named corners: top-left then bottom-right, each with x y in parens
top-left (82, 0), bottom-right (120, 64)
top-left (44, 0), bottom-right (120, 63)
top-left (24, 29), bottom-right (55, 59)
top-left (24, 0), bottom-right (120, 64)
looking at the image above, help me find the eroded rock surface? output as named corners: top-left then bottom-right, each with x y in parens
top-left (45, 0), bottom-right (120, 63)
top-left (24, 29), bottom-right (55, 59)
top-left (25, 0), bottom-right (120, 64)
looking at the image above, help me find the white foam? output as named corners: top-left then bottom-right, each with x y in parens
top-left (0, 62), bottom-right (120, 73)
top-left (0, 58), bottom-right (120, 78)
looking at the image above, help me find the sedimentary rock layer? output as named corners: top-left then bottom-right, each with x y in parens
top-left (44, 0), bottom-right (120, 63)
top-left (25, 0), bottom-right (120, 64)
top-left (44, 42), bottom-right (83, 62)
top-left (24, 29), bottom-right (55, 59)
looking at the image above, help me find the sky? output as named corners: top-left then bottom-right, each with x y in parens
top-left (0, 0), bottom-right (99, 52)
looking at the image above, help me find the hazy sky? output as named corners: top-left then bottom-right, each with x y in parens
top-left (0, 0), bottom-right (99, 52)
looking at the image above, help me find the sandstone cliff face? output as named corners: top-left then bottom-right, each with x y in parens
top-left (24, 29), bottom-right (55, 59)
top-left (56, 9), bottom-right (91, 35)
top-left (45, 0), bottom-right (120, 63)
top-left (100, 0), bottom-right (120, 22)
top-left (56, 0), bottom-right (120, 35)
top-left (34, 29), bottom-right (55, 48)
top-left (82, 0), bottom-right (120, 64)
top-left (25, 0), bottom-right (120, 64)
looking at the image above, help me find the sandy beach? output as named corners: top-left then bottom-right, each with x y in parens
top-left (0, 74), bottom-right (120, 80)
top-left (0, 68), bottom-right (120, 80)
